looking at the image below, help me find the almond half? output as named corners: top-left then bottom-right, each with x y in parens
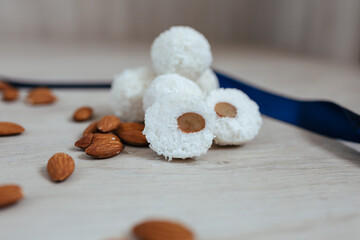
top-left (97, 115), bottom-right (121, 133)
top-left (132, 219), bottom-right (194, 240)
top-left (47, 153), bottom-right (75, 182)
top-left (83, 121), bottom-right (99, 136)
top-left (85, 133), bottom-right (124, 159)
top-left (73, 106), bottom-right (93, 122)
top-left (0, 122), bottom-right (25, 136)
top-left (0, 184), bottom-right (24, 208)
top-left (75, 133), bottom-right (94, 149)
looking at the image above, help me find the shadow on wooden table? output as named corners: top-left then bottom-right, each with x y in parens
top-left (303, 131), bottom-right (360, 167)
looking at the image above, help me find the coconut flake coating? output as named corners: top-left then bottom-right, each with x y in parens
top-left (110, 67), bottom-right (156, 122)
top-left (143, 94), bottom-right (215, 160)
top-left (195, 69), bottom-right (219, 96)
top-left (151, 26), bottom-right (212, 80)
top-left (206, 88), bottom-right (262, 145)
top-left (143, 73), bottom-right (203, 111)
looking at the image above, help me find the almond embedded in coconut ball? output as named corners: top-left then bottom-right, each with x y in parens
top-left (206, 88), bottom-right (262, 145)
top-left (151, 26), bottom-right (212, 80)
top-left (110, 67), bottom-right (156, 122)
top-left (142, 73), bottom-right (203, 111)
top-left (195, 69), bottom-right (219, 96)
top-left (143, 94), bottom-right (215, 161)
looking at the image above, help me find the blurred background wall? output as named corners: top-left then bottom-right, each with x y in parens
top-left (0, 0), bottom-right (359, 63)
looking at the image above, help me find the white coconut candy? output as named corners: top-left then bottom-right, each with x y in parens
top-left (142, 73), bottom-right (203, 111)
top-left (143, 94), bottom-right (215, 161)
top-left (195, 69), bottom-right (219, 95)
top-left (151, 26), bottom-right (212, 80)
top-left (206, 88), bottom-right (262, 145)
top-left (110, 67), bottom-right (156, 122)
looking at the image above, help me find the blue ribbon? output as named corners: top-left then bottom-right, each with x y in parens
top-left (2, 71), bottom-right (360, 143)
top-left (215, 70), bottom-right (360, 143)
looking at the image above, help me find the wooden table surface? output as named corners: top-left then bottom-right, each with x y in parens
top-left (0, 41), bottom-right (359, 240)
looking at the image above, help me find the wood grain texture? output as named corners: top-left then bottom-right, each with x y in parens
top-left (0, 42), bottom-right (359, 240)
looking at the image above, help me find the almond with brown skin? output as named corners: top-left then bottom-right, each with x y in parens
top-left (0, 185), bottom-right (24, 208)
top-left (85, 133), bottom-right (124, 159)
top-left (0, 122), bottom-right (25, 136)
top-left (26, 87), bottom-right (57, 105)
top-left (97, 115), bottom-right (121, 132)
top-left (73, 106), bottom-right (93, 122)
top-left (114, 129), bottom-right (148, 147)
top-left (117, 122), bottom-right (145, 132)
top-left (75, 133), bottom-right (94, 149)
top-left (132, 220), bottom-right (194, 240)
top-left (47, 153), bottom-right (75, 182)
top-left (3, 87), bottom-right (19, 101)
top-left (83, 121), bottom-right (98, 136)
top-left (0, 81), bottom-right (11, 90)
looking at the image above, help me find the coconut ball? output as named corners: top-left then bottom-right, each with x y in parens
top-left (206, 88), bottom-right (262, 145)
top-left (110, 67), bottom-right (156, 122)
top-left (143, 94), bottom-right (215, 161)
top-left (195, 69), bottom-right (219, 96)
top-left (151, 26), bottom-right (212, 80)
top-left (143, 73), bottom-right (203, 111)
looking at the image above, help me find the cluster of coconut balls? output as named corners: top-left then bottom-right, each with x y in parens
top-left (110, 26), bottom-right (262, 161)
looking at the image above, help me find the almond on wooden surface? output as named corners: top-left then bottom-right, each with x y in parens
top-left (0, 122), bottom-right (25, 136)
top-left (132, 219), bottom-right (194, 240)
top-left (73, 106), bottom-right (93, 122)
top-left (26, 87), bottom-right (57, 105)
top-left (85, 133), bottom-right (124, 159)
top-left (2, 87), bottom-right (19, 101)
top-left (0, 185), bottom-right (24, 208)
top-left (97, 115), bottom-right (121, 133)
top-left (47, 153), bottom-right (75, 182)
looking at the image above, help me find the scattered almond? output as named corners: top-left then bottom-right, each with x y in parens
top-left (85, 133), bottom-right (124, 159)
top-left (47, 153), bottom-right (75, 182)
top-left (115, 129), bottom-right (148, 147)
top-left (83, 121), bottom-right (98, 136)
top-left (133, 220), bottom-right (194, 240)
top-left (2, 87), bottom-right (19, 101)
top-left (117, 122), bottom-right (145, 132)
top-left (0, 81), bottom-right (11, 90)
top-left (0, 184), bottom-right (24, 208)
top-left (75, 133), bottom-right (94, 149)
top-left (0, 122), bottom-right (25, 136)
top-left (73, 106), bottom-right (93, 122)
top-left (26, 87), bottom-right (57, 105)
top-left (97, 115), bottom-right (121, 133)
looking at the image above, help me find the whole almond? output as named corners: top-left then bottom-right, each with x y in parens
top-left (26, 87), bottom-right (57, 105)
top-left (73, 106), bottom-right (93, 122)
top-left (0, 81), bottom-right (11, 90)
top-left (115, 129), bottom-right (148, 147)
top-left (117, 122), bottom-right (145, 132)
top-left (47, 153), bottom-right (75, 182)
top-left (97, 115), bottom-right (121, 132)
top-left (0, 122), bottom-right (25, 136)
top-left (2, 87), bottom-right (19, 101)
top-left (133, 220), bottom-right (194, 240)
top-left (85, 133), bottom-right (124, 159)
top-left (0, 184), bottom-right (24, 208)
top-left (75, 133), bottom-right (94, 149)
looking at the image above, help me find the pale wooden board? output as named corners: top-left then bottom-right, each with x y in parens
top-left (0, 42), bottom-right (359, 240)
